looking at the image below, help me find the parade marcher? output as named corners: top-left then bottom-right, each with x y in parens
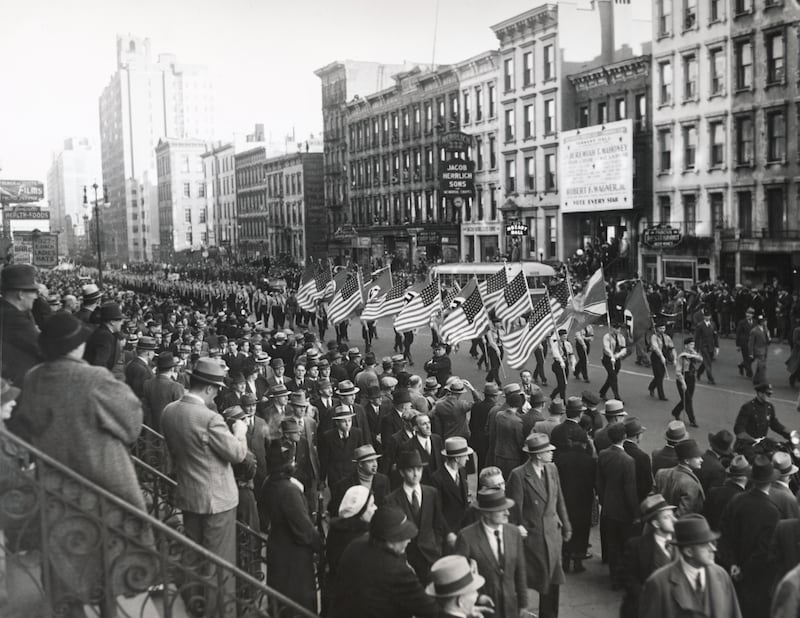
top-left (431, 437), bottom-right (472, 532)
top-left (599, 319), bottom-right (627, 401)
top-left (671, 336), bottom-right (703, 427)
top-left (697, 430), bottom-right (732, 496)
top-left (533, 340), bottom-right (548, 387)
top-left (639, 514), bottom-right (741, 618)
top-left (550, 329), bottom-right (575, 403)
top-left (717, 455), bottom-right (779, 618)
top-left (318, 405), bottom-right (364, 489)
top-left (651, 420), bottom-right (690, 474)
top-left (328, 444), bottom-right (388, 517)
top-left (694, 308), bottom-right (719, 385)
top-left (83, 301), bottom-right (124, 371)
top-left (769, 452), bottom-right (800, 520)
top-left (455, 488), bottom-right (528, 618)
top-left (733, 382), bottom-right (791, 453)
top-left (703, 455), bottom-right (750, 532)
top-left (592, 399), bottom-right (628, 453)
top-left (619, 494), bottom-right (677, 618)
top-left (655, 438), bottom-right (705, 517)
top-left (622, 417), bottom-right (654, 504)
top-left (735, 307), bottom-right (756, 379)
top-left (141, 351), bottom-right (184, 432)
top-left (507, 433), bottom-right (571, 618)
top-left (647, 318), bottom-right (673, 401)
top-left (0, 264), bottom-right (43, 387)
top-left (749, 314), bottom-right (771, 385)
top-left (124, 335), bottom-right (157, 400)
top-left (573, 324), bottom-right (593, 383)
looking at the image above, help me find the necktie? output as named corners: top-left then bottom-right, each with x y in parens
top-left (424, 439), bottom-right (430, 454)
top-left (695, 572), bottom-right (703, 593)
top-left (494, 529), bottom-right (504, 565)
top-left (411, 490), bottom-right (421, 519)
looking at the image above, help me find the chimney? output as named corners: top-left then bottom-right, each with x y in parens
top-left (597, 0), bottom-right (615, 64)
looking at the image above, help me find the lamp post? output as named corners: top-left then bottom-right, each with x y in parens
top-left (83, 183), bottom-right (109, 286)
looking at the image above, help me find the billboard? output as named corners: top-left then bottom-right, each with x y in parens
top-left (439, 159), bottom-right (475, 197)
top-left (560, 119), bottom-right (633, 213)
top-left (5, 206), bottom-right (50, 220)
top-left (0, 180), bottom-right (44, 205)
top-left (12, 232), bottom-right (58, 268)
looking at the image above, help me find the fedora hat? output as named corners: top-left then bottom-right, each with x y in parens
top-left (289, 391), bottom-right (309, 407)
top-left (390, 354), bottom-right (405, 364)
top-left (708, 430), bottom-right (734, 455)
top-left (484, 382), bottom-right (500, 396)
top-left (751, 454), bottom-right (778, 483)
top-left (726, 454), bottom-right (751, 477)
top-left (474, 488), bottom-right (515, 512)
top-left (675, 439), bottom-right (703, 460)
top-left (280, 417), bottom-right (301, 433)
top-left (442, 436), bottom-right (474, 458)
top-left (665, 420), bottom-right (689, 443)
top-left (254, 352), bottom-right (270, 364)
top-left (396, 449), bottom-right (428, 469)
top-left (639, 493), bottom-right (677, 522)
top-left (0, 264), bottom-right (39, 292)
top-left (548, 398), bottom-right (566, 416)
top-left (221, 405), bottom-right (247, 423)
top-left (270, 358), bottom-right (284, 369)
top-left (773, 452), bottom-right (799, 476)
top-left (369, 506), bottom-right (418, 542)
top-left (670, 514), bottom-right (719, 547)
top-left (98, 301), bottom-right (124, 322)
top-left (137, 336), bottom-right (158, 351)
top-left (447, 378), bottom-right (465, 394)
top-left (522, 432), bottom-right (556, 454)
top-left (229, 372), bottom-right (246, 385)
top-left (186, 358), bottom-right (227, 388)
top-left (365, 385), bottom-right (381, 399)
top-left (393, 389), bottom-right (412, 404)
top-left (604, 399), bottom-right (627, 416)
top-left (39, 313), bottom-right (93, 360)
top-left (581, 390), bottom-right (601, 407)
top-left (426, 555), bottom-right (485, 598)
top-left (352, 444), bottom-right (382, 463)
top-left (424, 377), bottom-right (440, 392)
top-left (624, 417), bottom-right (646, 437)
top-left (269, 384), bottom-right (290, 397)
top-left (155, 351), bottom-right (179, 370)
top-left (241, 392), bottom-right (258, 407)
top-left (335, 380), bottom-right (360, 396)
top-left (332, 405), bottom-right (355, 420)
top-left (348, 347), bottom-right (361, 357)
top-left (81, 283), bottom-right (102, 302)
top-left (565, 396), bottom-right (586, 418)
top-left (531, 390), bottom-right (546, 405)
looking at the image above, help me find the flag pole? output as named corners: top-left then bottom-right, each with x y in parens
top-left (602, 265), bottom-right (612, 330)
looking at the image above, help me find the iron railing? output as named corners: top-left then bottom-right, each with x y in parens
top-left (0, 427), bottom-right (316, 618)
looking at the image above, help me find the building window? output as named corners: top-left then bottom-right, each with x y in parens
top-left (767, 187), bottom-right (785, 236)
top-left (544, 45), bottom-right (555, 81)
top-left (198, 183), bottom-right (205, 197)
top-left (199, 209), bottom-right (206, 223)
top-left (476, 186), bottom-right (484, 220)
top-left (524, 104), bottom-right (534, 138)
top-left (766, 109), bottom-right (785, 162)
top-left (424, 102), bottom-right (432, 133)
top-left (682, 193), bottom-right (697, 235)
top-left (766, 31), bottom-right (785, 84)
top-left (658, 0), bottom-right (672, 36)
top-left (488, 84), bottom-right (496, 118)
top-left (544, 153), bottom-right (557, 190)
top-left (181, 157), bottom-right (190, 173)
top-left (489, 136), bottom-right (497, 169)
top-left (544, 99), bottom-right (555, 134)
top-left (635, 94), bottom-right (646, 128)
top-left (709, 47), bottom-right (725, 95)
top-left (523, 51), bottom-right (534, 86)
top-left (489, 186), bottom-right (497, 220)
top-left (710, 0), bottom-right (722, 21)
top-left (682, 124), bottom-right (697, 170)
top-left (658, 127), bottom-right (672, 172)
top-left (546, 215), bottom-right (557, 258)
top-left (201, 231), bottom-right (208, 245)
top-left (659, 195), bottom-right (671, 223)
top-left (734, 0), bottom-right (753, 14)
top-left (183, 183), bottom-right (191, 198)
top-left (504, 109), bottom-right (515, 141)
top-left (504, 58), bottom-right (514, 91)
top-left (735, 39), bottom-right (753, 90)
top-left (683, 53), bottom-right (697, 100)
top-left (597, 102), bottom-right (608, 124)
top-left (186, 232), bottom-right (192, 244)
top-left (709, 192), bottom-right (724, 228)
top-left (737, 190), bottom-right (752, 235)
top-left (525, 157), bottom-right (535, 191)
top-left (735, 114), bottom-right (754, 165)
top-left (579, 106), bottom-right (589, 128)
top-left (659, 60), bottom-right (672, 105)
top-left (505, 159), bottom-right (516, 193)
top-left (614, 98), bottom-right (626, 120)
top-left (475, 86), bottom-right (483, 121)
top-left (684, 0), bottom-right (697, 29)
top-left (462, 91), bottom-right (471, 124)
top-left (709, 120), bottom-right (725, 168)
top-left (476, 138), bottom-right (483, 170)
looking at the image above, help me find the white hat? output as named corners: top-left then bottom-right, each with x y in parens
top-left (338, 485), bottom-right (372, 519)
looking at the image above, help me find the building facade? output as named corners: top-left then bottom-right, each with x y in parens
top-left (155, 138), bottom-right (209, 261)
top-left (99, 35), bottom-right (213, 263)
top-left (203, 142), bottom-right (237, 257)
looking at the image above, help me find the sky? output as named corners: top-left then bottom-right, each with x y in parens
top-left (1, 0), bottom-right (546, 183)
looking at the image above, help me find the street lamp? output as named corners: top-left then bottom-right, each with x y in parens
top-left (83, 183), bottom-right (109, 286)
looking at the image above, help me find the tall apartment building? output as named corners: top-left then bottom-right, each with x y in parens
top-left (456, 50), bottom-right (503, 261)
top-left (343, 65), bottom-right (462, 267)
top-left (46, 138), bottom-right (100, 256)
top-left (99, 35), bottom-right (214, 262)
top-left (155, 138), bottom-right (209, 261)
top-left (203, 142), bottom-right (238, 255)
top-left (314, 60), bottom-right (418, 262)
top-left (491, 1), bottom-right (651, 263)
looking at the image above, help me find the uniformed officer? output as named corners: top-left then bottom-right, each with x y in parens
top-left (733, 383), bottom-right (791, 456)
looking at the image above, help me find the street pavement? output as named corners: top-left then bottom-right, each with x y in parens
top-left (346, 317), bottom-right (800, 617)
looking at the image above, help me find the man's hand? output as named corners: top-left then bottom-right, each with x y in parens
top-left (446, 532), bottom-right (457, 547)
top-left (730, 565), bottom-right (742, 581)
top-left (562, 528), bottom-right (572, 542)
top-left (517, 525), bottom-right (528, 539)
top-left (714, 347), bottom-right (720, 359)
top-left (231, 420), bottom-right (247, 439)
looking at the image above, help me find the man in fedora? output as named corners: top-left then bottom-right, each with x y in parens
top-left (383, 405), bottom-right (418, 489)
top-left (431, 437), bottom-right (472, 532)
top-left (718, 455), bottom-right (780, 617)
top-left (141, 351), bottom-right (184, 432)
top-left (593, 399), bottom-right (628, 453)
top-left (125, 335), bottom-right (157, 400)
top-left (655, 439), bottom-right (706, 517)
top-left (285, 391), bottom-right (320, 488)
top-left (0, 263), bottom-right (43, 386)
top-left (334, 379), bottom-right (373, 445)
top-left (507, 433), bottom-right (571, 618)
top-left (400, 411), bottom-right (443, 485)
top-left (704, 455), bottom-right (750, 531)
top-left (770, 452), bottom-right (800, 519)
top-left (551, 396), bottom-right (586, 452)
top-left (431, 378), bottom-right (475, 441)
top-left (468, 382), bottom-right (499, 471)
top-left (640, 514), bottom-right (741, 618)
top-left (534, 398), bottom-right (566, 437)
top-left (455, 488), bottom-right (528, 618)
top-left (257, 383), bottom-right (290, 440)
top-left (75, 282), bottom-right (102, 323)
top-left (620, 494), bottom-right (677, 618)
top-left (264, 416), bottom-right (316, 511)
top-left (83, 301), bottom-right (124, 371)
top-left (331, 506), bottom-right (439, 618)
top-left (216, 371), bottom-right (246, 412)
top-left (161, 357), bottom-right (248, 566)
top-left (698, 430), bottom-right (733, 496)
top-left (266, 356), bottom-right (287, 389)
top-left (328, 444), bottom-right (389, 517)
top-left (319, 405), bottom-right (365, 489)
top-left (622, 417), bottom-right (654, 504)
top-left (652, 420), bottom-right (690, 474)
top-left (487, 389), bottom-right (526, 479)
top-left (426, 555), bottom-right (494, 618)
top-left (362, 385), bottom-right (384, 451)
top-left (385, 449), bottom-right (452, 583)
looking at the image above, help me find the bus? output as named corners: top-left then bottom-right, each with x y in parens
top-left (430, 261), bottom-right (557, 292)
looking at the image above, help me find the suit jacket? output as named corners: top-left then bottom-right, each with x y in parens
top-left (620, 531), bottom-right (674, 618)
top-left (328, 470), bottom-right (390, 517)
top-left (431, 396), bottom-right (472, 440)
top-left (455, 522), bottom-right (528, 618)
top-left (0, 298), bottom-right (43, 387)
top-left (597, 445), bottom-right (639, 523)
top-left (507, 461), bottom-right (571, 592)
top-left (694, 320), bottom-right (719, 354)
top-left (333, 400), bottom-right (373, 445)
top-left (383, 428), bottom-right (414, 488)
top-left (770, 518), bottom-right (800, 583)
top-left (161, 394), bottom-right (248, 514)
top-left (748, 325), bottom-right (770, 360)
top-left (735, 318), bottom-right (755, 350)
top-left (141, 374), bottom-right (184, 432)
top-left (84, 324), bottom-right (120, 371)
top-left (124, 356), bottom-right (153, 400)
top-left (380, 408), bottom-right (405, 449)
top-left (623, 440), bottom-right (655, 503)
top-left (655, 465), bottom-right (705, 517)
top-left (718, 488), bottom-right (780, 579)
top-left (651, 444), bottom-right (678, 475)
top-left (385, 485), bottom-right (448, 572)
top-left (704, 480), bottom-right (745, 531)
top-left (362, 401), bottom-right (383, 451)
top-left (770, 481), bottom-right (800, 520)
top-left (312, 395), bottom-right (337, 435)
top-left (468, 398), bottom-right (492, 462)
top-left (430, 465), bottom-right (468, 533)
top-left (318, 427), bottom-right (364, 487)
top-left (488, 408), bottom-right (525, 464)
top-left (399, 433), bottom-right (443, 484)
top-left (639, 561), bottom-right (741, 618)
top-left (697, 450), bottom-right (726, 496)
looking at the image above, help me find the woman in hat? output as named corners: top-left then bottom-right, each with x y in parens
top-left (326, 485), bottom-right (377, 578)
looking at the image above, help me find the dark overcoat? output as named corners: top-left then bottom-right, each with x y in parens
top-left (639, 561), bottom-right (742, 618)
top-left (430, 465), bottom-right (469, 533)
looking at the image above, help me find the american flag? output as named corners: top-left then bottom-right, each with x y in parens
top-left (377, 280), bottom-right (410, 318)
top-left (495, 270), bottom-right (533, 324)
top-left (477, 266), bottom-right (507, 312)
top-left (327, 272), bottom-right (363, 325)
top-left (296, 264), bottom-right (332, 311)
top-left (439, 279), bottom-right (490, 345)
top-left (393, 280), bottom-right (442, 333)
top-left (548, 280), bottom-right (573, 328)
top-left (501, 292), bottom-right (556, 369)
